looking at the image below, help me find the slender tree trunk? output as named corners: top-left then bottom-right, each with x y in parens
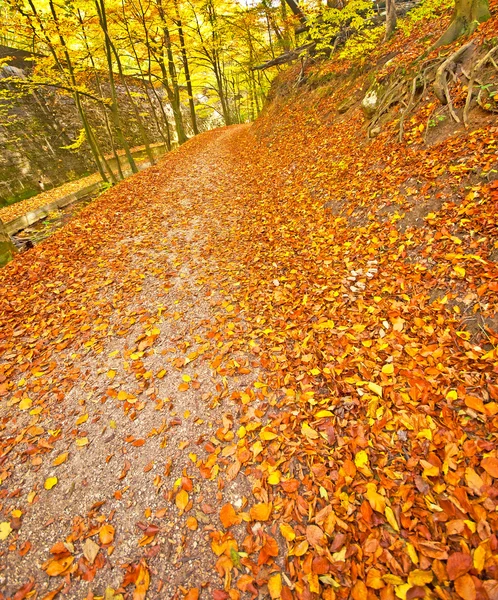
top-left (280, 0), bottom-right (292, 52)
top-left (133, 0), bottom-right (173, 150)
top-left (173, 2), bottom-right (199, 135)
top-left (103, 4), bottom-right (155, 165)
top-left (434, 0), bottom-right (490, 47)
top-left (77, 9), bottom-right (121, 181)
top-left (96, 0), bottom-right (138, 173)
top-left (384, 0), bottom-right (397, 40)
top-left (0, 219), bottom-right (17, 268)
top-left (155, 0), bottom-right (188, 144)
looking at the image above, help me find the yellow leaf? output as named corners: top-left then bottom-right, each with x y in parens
top-left (279, 523), bottom-right (296, 542)
top-left (408, 569), bottom-right (433, 587)
top-left (0, 522), bottom-right (12, 540)
top-left (76, 437), bottom-right (89, 447)
top-left (99, 524), bottom-right (115, 545)
top-left (301, 423), bottom-right (319, 440)
top-left (385, 506), bottom-right (399, 532)
top-left (75, 413), bottom-right (88, 425)
top-left (394, 583), bottom-right (411, 600)
top-left (268, 573), bottom-right (282, 599)
top-left (44, 477), bottom-right (58, 490)
top-left (473, 545), bottom-right (486, 572)
top-left (19, 398), bottom-right (32, 411)
top-left (355, 450), bottom-right (369, 469)
top-left (175, 489), bottom-right (189, 512)
top-left (367, 382), bottom-right (383, 397)
top-left (365, 483), bottom-right (385, 513)
top-left (315, 410), bottom-right (333, 418)
top-left (453, 265), bottom-right (466, 278)
top-left (107, 370), bottom-right (116, 379)
top-left (381, 363), bottom-right (394, 375)
top-left (182, 374), bottom-right (191, 382)
top-left (420, 459), bottom-right (439, 477)
top-left (260, 428), bottom-right (278, 441)
top-left (250, 502), bottom-right (272, 521)
top-left (268, 471), bottom-right (281, 485)
top-left (406, 542), bottom-right (419, 565)
top-left (294, 540), bottom-right (309, 556)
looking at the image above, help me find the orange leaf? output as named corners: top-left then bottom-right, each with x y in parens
top-left (464, 396), bottom-right (486, 414)
top-left (447, 553), bottom-right (472, 581)
top-left (44, 556), bottom-right (74, 576)
top-left (249, 502), bottom-right (272, 521)
top-left (351, 580), bottom-right (368, 600)
top-left (99, 524), bottom-right (115, 545)
top-left (454, 573), bottom-right (476, 600)
top-left (481, 457), bottom-right (498, 478)
top-left (219, 503), bottom-right (240, 528)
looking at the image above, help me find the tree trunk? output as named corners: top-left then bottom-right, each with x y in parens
top-left (284, 0), bottom-right (307, 26)
top-left (384, 0), bottom-right (397, 40)
top-left (96, 0), bottom-right (138, 173)
top-left (155, 0), bottom-right (188, 144)
top-left (434, 0), bottom-right (490, 47)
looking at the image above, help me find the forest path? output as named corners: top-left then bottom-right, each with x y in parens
top-left (0, 124), bottom-right (267, 599)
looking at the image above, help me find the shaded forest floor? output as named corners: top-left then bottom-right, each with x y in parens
top-left (1, 14), bottom-right (498, 600)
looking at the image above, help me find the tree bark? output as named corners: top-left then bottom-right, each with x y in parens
top-left (384, 0), bottom-right (397, 40)
top-left (434, 0), bottom-right (490, 47)
top-left (96, 0), bottom-right (138, 173)
top-left (283, 0), bottom-right (307, 26)
top-left (173, 0), bottom-right (199, 136)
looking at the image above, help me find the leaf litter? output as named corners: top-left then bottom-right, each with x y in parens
top-left (0, 23), bottom-right (498, 600)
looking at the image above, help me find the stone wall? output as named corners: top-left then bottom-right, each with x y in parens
top-left (0, 46), bottom-right (171, 206)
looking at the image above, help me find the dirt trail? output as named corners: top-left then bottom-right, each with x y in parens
top-left (0, 125), bottom-right (263, 599)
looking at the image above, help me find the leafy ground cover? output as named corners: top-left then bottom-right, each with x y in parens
top-left (0, 9), bottom-right (498, 600)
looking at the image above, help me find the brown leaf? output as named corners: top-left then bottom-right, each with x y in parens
top-left (83, 538), bottom-right (100, 565)
top-left (447, 552), bottom-right (472, 581)
top-left (306, 524), bottom-right (325, 547)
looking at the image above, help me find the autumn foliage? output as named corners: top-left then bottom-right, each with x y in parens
top-left (0, 3), bottom-right (498, 600)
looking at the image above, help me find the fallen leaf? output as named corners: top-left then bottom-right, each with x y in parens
top-left (99, 524), bottom-right (115, 545)
top-left (44, 477), bottom-right (58, 490)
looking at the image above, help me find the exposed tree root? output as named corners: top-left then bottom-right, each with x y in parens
top-left (368, 38), bottom-right (498, 141)
top-left (464, 45), bottom-right (498, 125)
